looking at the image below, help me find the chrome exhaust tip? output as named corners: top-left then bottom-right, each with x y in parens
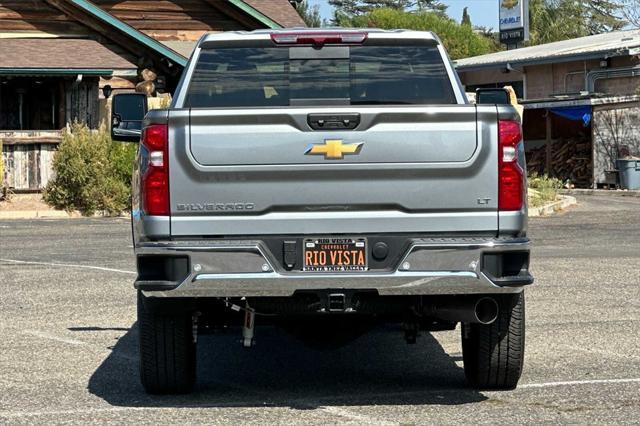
top-left (474, 297), bottom-right (499, 325)
top-left (426, 297), bottom-right (500, 325)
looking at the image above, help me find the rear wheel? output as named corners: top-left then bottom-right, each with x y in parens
top-left (461, 292), bottom-right (525, 390)
top-left (137, 291), bottom-right (196, 394)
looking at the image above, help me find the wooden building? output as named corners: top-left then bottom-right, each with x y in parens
top-left (0, 0), bottom-right (305, 191)
top-left (456, 30), bottom-right (640, 188)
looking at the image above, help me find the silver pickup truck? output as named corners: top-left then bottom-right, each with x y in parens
top-left (111, 28), bottom-right (533, 394)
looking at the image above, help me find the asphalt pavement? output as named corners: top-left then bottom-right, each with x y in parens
top-left (1, 195), bottom-right (639, 424)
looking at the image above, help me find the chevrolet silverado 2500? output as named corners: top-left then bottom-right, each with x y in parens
top-left (111, 29), bottom-right (533, 394)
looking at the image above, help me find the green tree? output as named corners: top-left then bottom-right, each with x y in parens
top-left (330, 0), bottom-right (447, 16)
top-left (296, 0), bottom-right (322, 27)
top-left (527, 0), bottom-right (626, 45)
top-left (622, 0), bottom-right (640, 27)
top-left (475, 25), bottom-right (502, 51)
top-left (330, 0), bottom-right (412, 24)
top-left (362, 0), bottom-right (412, 9)
top-left (528, 0), bottom-right (587, 44)
top-left (581, 0), bottom-right (627, 33)
top-left (329, 0), bottom-right (410, 16)
top-left (338, 8), bottom-right (496, 59)
top-left (328, 0), bottom-right (361, 15)
top-left (415, 0), bottom-right (448, 16)
top-left (461, 7), bottom-right (471, 26)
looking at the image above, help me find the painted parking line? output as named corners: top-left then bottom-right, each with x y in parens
top-left (1, 377), bottom-right (639, 420)
top-left (21, 329), bottom-right (137, 361)
top-left (0, 258), bottom-right (136, 275)
top-left (283, 378), bottom-right (640, 407)
top-left (22, 330), bottom-right (87, 346)
top-left (519, 378), bottom-right (640, 389)
top-left (0, 407), bottom-right (176, 419)
top-left (319, 406), bottom-right (395, 425)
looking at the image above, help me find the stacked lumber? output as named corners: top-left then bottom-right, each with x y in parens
top-left (526, 138), bottom-right (592, 188)
top-left (526, 147), bottom-right (546, 175)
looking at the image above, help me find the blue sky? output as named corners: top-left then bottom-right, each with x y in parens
top-left (307, 0), bottom-right (500, 30)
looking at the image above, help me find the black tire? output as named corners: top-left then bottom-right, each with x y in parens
top-left (461, 292), bottom-right (525, 390)
top-left (137, 291), bottom-right (196, 394)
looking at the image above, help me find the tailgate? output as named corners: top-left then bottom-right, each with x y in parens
top-left (168, 105), bottom-right (500, 236)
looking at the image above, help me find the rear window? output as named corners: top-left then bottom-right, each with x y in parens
top-left (184, 45), bottom-right (457, 108)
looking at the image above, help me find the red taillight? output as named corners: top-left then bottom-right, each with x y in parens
top-left (141, 124), bottom-right (169, 216)
top-left (271, 32), bottom-right (368, 45)
top-left (143, 124), bottom-right (167, 151)
top-left (498, 120), bottom-right (524, 211)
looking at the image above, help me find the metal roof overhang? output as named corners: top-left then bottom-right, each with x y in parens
top-left (522, 94), bottom-right (640, 109)
top-left (456, 49), bottom-right (633, 73)
top-left (522, 97), bottom-right (593, 110)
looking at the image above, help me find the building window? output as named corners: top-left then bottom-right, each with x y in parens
top-left (0, 77), bottom-right (59, 130)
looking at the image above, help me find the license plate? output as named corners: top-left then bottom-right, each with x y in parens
top-left (303, 238), bottom-right (367, 272)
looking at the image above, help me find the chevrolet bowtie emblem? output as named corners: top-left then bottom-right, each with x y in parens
top-left (304, 139), bottom-right (364, 160)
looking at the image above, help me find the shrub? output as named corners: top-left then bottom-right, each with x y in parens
top-left (0, 138), bottom-right (3, 188)
top-left (43, 123), bottom-right (136, 216)
top-left (528, 173), bottom-right (564, 208)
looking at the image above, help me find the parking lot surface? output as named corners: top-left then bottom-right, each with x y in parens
top-left (1, 195), bottom-right (639, 424)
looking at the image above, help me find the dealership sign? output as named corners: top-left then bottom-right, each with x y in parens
top-left (499, 0), bottom-right (529, 45)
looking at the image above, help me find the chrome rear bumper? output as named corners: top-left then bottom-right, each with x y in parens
top-left (136, 237), bottom-right (532, 298)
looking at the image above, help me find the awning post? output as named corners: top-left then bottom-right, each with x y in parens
top-left (545, 112), bottom-right (552, 175)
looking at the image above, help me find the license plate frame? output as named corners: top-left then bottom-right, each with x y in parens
top-left (303, 237), bottom-right (368, 272)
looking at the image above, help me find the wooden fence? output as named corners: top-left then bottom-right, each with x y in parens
top-left (1, 131), bottom-right (60, 191)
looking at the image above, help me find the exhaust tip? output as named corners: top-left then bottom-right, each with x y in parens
top-left (475, 297), bottom-right (499, 325)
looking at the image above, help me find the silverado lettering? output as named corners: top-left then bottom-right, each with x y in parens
top-left (176, 203), bottom-right (255, 211)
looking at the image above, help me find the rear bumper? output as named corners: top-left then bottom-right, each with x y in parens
top-left (136, 237), bottom-right (532, 298)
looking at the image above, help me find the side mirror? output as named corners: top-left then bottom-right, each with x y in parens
top-left (111, 93), bottom-right (148, 142)
top-left (476, 88), bottom-right (511, 105)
